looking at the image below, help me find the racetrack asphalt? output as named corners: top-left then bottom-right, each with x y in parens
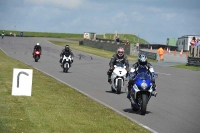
top-left (1, 37), bottom-right (200, 133)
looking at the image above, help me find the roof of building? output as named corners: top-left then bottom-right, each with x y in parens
top-left (181, 35), bottom-right (200, 37)
top-left (84, 32), bottom-right (96, 34)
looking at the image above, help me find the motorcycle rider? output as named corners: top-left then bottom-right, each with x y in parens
top-left (127, 54), bottom-right (157, 99)
top-left (1, 31), bottom-right (4, 38)
top-left (32, 43), bottom-right (42, 57)
top-left (59, 45), bottom-right (74, 67)
top-left (107, 47), bottom-right (129, 83)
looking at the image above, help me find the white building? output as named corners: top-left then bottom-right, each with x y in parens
top-left (177, 35), bottom-right (200, 51)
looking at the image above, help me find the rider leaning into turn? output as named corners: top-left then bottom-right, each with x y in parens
top-left (127, 54), bottom-right (157, 99)
top-left (107, 47), bottom-right (130, 83)
top-left (59, 45), bottom-right (74, 67)
top-left (32, 43), bottom-right (42, 57)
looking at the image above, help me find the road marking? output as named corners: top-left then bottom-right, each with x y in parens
top-left (156, 72), bottom-right (171, 75)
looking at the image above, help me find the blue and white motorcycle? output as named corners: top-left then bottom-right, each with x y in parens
top-left (126, 68), bottom-right (158, 115)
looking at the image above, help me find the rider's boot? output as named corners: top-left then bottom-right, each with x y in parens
top-left (107, 70), bottom-right (112, 84)
top-left (152, 84), bottom-right (157, 97)
top-left (127, 83), bottom-right (132, 100)
top-left (108, 75), bottom-right (112, 84)
top-left (108, 75), bottom-right (111, 84)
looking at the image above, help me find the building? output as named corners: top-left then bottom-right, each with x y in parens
top-left (166, 38), bottom-right (177, 47)
top-left (83, 32), bottom-right (96, 40)
top-left (177, 35), bottom-right (200, 51)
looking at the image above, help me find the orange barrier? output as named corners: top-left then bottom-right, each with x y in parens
top-left (164, 49), bottom-right (166, 54)
top-left (168, 49), bottom-right (171, 55)
top-left (186, 51), bottom-right (188, 58)
top-left (174, 50), bottom-right (176, 56)
top-left (180, 49), bottom-right (183, 57)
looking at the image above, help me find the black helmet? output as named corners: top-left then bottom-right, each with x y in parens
top-left (138, 54), bottom-right (147, 66)
top-left (65, 45), bottom-right (69, 51)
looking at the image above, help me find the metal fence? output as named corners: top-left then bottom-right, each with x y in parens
top-left (187, 46), bottom-right (200, 66)
top-left (189, 46), bottom-right (200, 58)
top-left (139, 50), bottom-right (157, 60)
top-left (187, 57), bottom-right (200, 66)
top-left (139, 44), bottom-right (177, 51)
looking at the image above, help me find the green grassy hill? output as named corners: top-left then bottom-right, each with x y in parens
top-left (97, 33), bottom-right (149, 44)
top-left (1, 30), bottom-right (149, 44)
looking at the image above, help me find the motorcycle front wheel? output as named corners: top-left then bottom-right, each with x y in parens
top-left (116, 79), bottom-right (122, 94)
top-left (35, 55), bottom-right (39, 62)
top-left (140, 94), bottom-right (148, 115)
top-left (63, 63), bottom-right (69, 73)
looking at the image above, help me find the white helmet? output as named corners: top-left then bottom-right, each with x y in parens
top-left (36, 43), bottom-right (39, 45)
top-left (117, 47), bottom-right (124, 57)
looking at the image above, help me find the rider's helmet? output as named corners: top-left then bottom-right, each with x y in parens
top-left (138, 54), bottom-right (148, 66)
top-left (36, 43), bottom-right (40, 46)
top-left (117, 47), bottom-right (124, 58)
top-left (65, 45), bottom-right (70, 51)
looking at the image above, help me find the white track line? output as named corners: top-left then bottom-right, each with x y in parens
top-left (0, 47), bottom-right (158, 133)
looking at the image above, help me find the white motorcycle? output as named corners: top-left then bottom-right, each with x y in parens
top-left (110, 62), bottom-right (127, 94)
top-left (61, 54), bottom-right (72, 73)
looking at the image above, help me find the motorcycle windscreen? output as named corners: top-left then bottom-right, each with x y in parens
top-left (65, 53), bottom-right (70, 57)
top-left (115, 62), bottom-right (124, 67)
top-left (35, 48), bottom-right (41, 51)
top-left (136, 72), bottom-right (150, 80)
top-left (135, 72), bottom-right (152, 89)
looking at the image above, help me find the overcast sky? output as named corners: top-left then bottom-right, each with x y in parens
top-left (0, 0), bottom-right (199, 44)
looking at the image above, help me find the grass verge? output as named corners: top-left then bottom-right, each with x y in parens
top-left (0, 49), bottom-right (150, 133)
top-left (171, 64), bottom-right (200, 71)
top-left (49, 40), bottom-right (157, 63)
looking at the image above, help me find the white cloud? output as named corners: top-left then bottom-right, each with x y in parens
top-left (131, 12), bottom-right (145, 21)
top-left (112, 13), bottom-right (127, 21)
top-left (61, 17), bottom-right (82, 28)
top-left (147, 7), bottom-right (162, 12)
top-left (162, 13), bottom-right (176, 20)
top-left (24, 0), bottom-right (84, 9)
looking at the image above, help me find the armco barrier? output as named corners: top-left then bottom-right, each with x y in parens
top-left (82, 39), bottom-right (137, 56)
top-left (139, 50), bottom-right (158, 60)
top-left (187, 46), bottom-right (200, 66)
top-left (139, 44), bottom-right (177, 51)
top-left (187, 57), bottom-right (200, 66)
top-left (81, 39), bottom-right (160, 60)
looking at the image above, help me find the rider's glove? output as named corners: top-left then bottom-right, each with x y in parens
top-left (59, 59), bottom-right (62, 63)
top-left (152, 84), bottom-right (156, 88)
top-left (107, 70), bottom-right (112, 75)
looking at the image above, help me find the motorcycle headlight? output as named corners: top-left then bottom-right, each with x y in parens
top-left (141, 82), bottom-right (148, 90)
